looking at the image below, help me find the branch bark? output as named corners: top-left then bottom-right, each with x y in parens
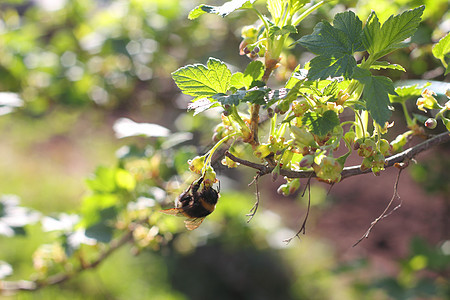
top-left (225, 132), bottom-right (450, 181)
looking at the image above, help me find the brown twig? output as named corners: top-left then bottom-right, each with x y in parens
top-left (246, 174), bottom-right (261, 222)
top-left (225, 132), bottom-right (450, 181)
top-left (352, 164), bottom-right (406, 247)
top-left (284, 174), bottom-right (313, 244)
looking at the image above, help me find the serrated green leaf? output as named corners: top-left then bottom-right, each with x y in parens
top-left (362, 12), bottom-right (381, 55)
top-left (302, 110), bottom-right (340, 137)
top-left (212, 92), bottom-right (243, 106)
top-left (390, 83), bottom-right (429, 104)
top-left (308, 53), bottom-right (357, 80)
top-left (230, 72), bottom-right (250, 89)
top-left (171, 58), bottom-right (231, 98)
top-left (212, 87), bottom-right (271, 106)
top-left (298, 22), bottom-right (349, 55)
top-left (269, 25), bottom-right (297, 37)
top-left (354, 68), bottom-right (397, 125)
top-left (244, 60), bottom-right (264, 82)
top-left (363, 6), bottom-right (425, 60)
top-left (297, 11), bottom-right (363, 80)
top-left (323, 80), bottom-right (338, 96)
top-left (432, 32), bottom-right (450, 72)
top-left (244, 88), bottom-right (271, 104)
top-left (333, 11), bottom-right (364, 53)
top-left (370, 61), bottom-right (406, 72)
top-left (188, 0), bottom-right (256, 20)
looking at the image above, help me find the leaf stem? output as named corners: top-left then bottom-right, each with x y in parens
top-left (293, 1), bottom-right (327, 26)
top-left (401, 102), bottom-right (415, 127)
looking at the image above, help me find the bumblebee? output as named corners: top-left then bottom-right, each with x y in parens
top-left (161, 177), bottom-right (219, 230)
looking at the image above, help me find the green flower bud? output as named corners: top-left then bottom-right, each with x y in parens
top-left (275, 101), bottom-right (290, 115)
top-left (292, 100), bottom-right (310, 117)
top-left (276, 179), bottom-right (301, 196)
top-left (357, 139), bottom-right (377, 158)
top-left (277, 183), bottom-right (289, 196)
top-left (290, 126), bottom-right (316, 147)
top-left (344, 131), bottom-right (356, 148)
top-left (372, 152), bottom-right (386, 170)
top-left (378, 139), bottom-right (392, 156)
top-left (299, 154), bottom-right (314, 168)
top-left (360, 156), bottom-right (372, 172)
top-left (313, 156), bottom-right (343, 183)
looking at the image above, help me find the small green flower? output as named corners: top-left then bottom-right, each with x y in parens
top-left (313, 156), bottom-right (343, 183)
top-left (416, 89), bottom-right (441, 112)
top-left (188, 155), bottom-right (205, 174)
top-left (203, 165), bottom-right (217, 187)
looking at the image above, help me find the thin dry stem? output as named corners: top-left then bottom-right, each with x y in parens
top-left (352, 165), bottom-right (406, 247)
top-left (284, 174), bottom-right (313, 244)
top-left (246, 174), bottom-right (261, 222)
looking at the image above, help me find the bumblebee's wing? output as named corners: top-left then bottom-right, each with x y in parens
top-left (184, 217), bottom-right (205, 230)
top-left (160, 208), bottom-right (185, 217)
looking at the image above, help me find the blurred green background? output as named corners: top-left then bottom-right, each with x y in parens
top-left (0, 0), bottom-right (449, 299)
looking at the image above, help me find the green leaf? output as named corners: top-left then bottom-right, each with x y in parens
top-left (212, 92), bottom-right (244, 106)
top-left (171, 57), bottom-right (231, 98)
top-left (333, 11), bottom-right (364, 53)
top-left (244, 60), bottom-right (264, 82)
top-left (296, 11), bottom-right (364, 80)
top-left (230, 72), bottom-right (249, 89)
top-left (370, 61), bottom-right (406, 72)
top-left (269, 25), bottom-right (297, 37)
top-left (323, 80), bottom-right (338, 96)
top-left (302, 110), bottom-right (340, 137)
top-left (308, 53), bottom-right (357, 80)
top-left (432, 32), bottom-right (450, 74)
top-left (354, 68), bottom-right (397, 125)
top-left (212, 87), bottom-right (271, 106)
top-left (390, 83), bottom-right (429, 104)
top-left (363, 6), bottom-right (425, 60)
top-left (229, 62), bottom-right (264, 91)
top-left (188, 0), bottom-right (256, 19)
